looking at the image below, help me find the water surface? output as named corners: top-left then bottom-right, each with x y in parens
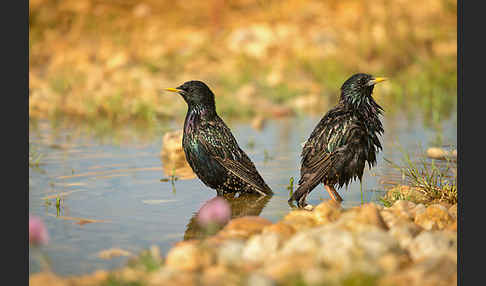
top-left (29, 110), bottom-right (456, 276)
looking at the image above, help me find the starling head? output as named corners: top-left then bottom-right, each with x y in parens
top-left (340, 73), bottom-right (387, 107)
top-left (165, 80), bottom-right (216, 110)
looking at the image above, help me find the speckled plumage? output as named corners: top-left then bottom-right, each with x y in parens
top-left (289, 73), bottom-right (385, 207)
top-left (167, 81), bottom-right (273, 196)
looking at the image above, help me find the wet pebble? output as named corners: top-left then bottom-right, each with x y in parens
top-left (165, 241), bottom-right (213, 271)
top-left (218, 216), bottom-right (273, 240)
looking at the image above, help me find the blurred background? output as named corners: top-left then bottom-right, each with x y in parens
top-left (29, 0), bottom-right (456, 127)
top-left (29, 0), bottom-right (457, 277)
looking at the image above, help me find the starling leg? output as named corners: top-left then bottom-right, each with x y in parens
top-left (324, 185), bottom-right (343, 202)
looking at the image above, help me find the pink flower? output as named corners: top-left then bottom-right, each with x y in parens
top-left (197, 197), bottom-right (231, 226)
top-left (29, 215), bottom-right (49, 246)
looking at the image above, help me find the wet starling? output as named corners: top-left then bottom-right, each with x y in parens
top-left (165, 81), bottom-right (273, 196)
top-left (289, 73), bottom-right (387, 207)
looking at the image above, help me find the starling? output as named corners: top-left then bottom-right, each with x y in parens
top-left (165, 81), bottom-right (273, 196)
top-left (289, 73), bottom-right (387, 207)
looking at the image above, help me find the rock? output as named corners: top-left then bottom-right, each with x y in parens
top-left (164, 272), bottom-right (198, 286)
top-left (280, 230), bottom-right (321, 256)
top-left (382, 201), bottom-right (426, 228)
top-left (246, 273), bottom-right (276, 286)
top-left (312, 200), bottom-right (341, 225)
top-left (69, 270), bottom-right (110, 286)
top-left (426, 147), bottom-right (457, 160)
top-left (97, 248), bottom-right (133, 260)
top-left (301, 267), bottom-right (328, 285)
top-left (262, 222), bottom-right (296, 239)
top-left (117, 268), bottom-right (146, 283)
top-left (160, 130), bottom-right (195, 180)
top-left (251, 116), bottom-right (266, 131)
top-left (446, 221), bottom-right (457, 231)
top-left (412, 203), bottom-right (427, 217)
top-left (165, 241), bottom-right (213, 271)
top-left (218, 216), bottom-right (273, 239)
top-left (408, 231), bottom-right (457, 262)
top-left (147, 267), bottom-right (186, 286)
top-left (414, 204), bottom-right (454, 230)
top-left (160, 130), bottom-right (183, 159)
top-left (354, 228), bottom-right (403, 261)
top-left (263, 254), bottom-right (316, 282)
top-left (380, 209), bottom-right (403, 228)
top-left (314, 226), bottom-right (355, 269)
top-left (283, 210), bottom-right (318, 231)
top-left (242, 233), bottom-right (282, 264)
top-left (389, 200), bottom-right (417, 219)
top-left (201, 265), bottom-right (240, 286)
top-left (29, 272), bottom-right (66, 286)
top-left (217, 239), bottom-right (245, 267)
top-left (389, 222), bottom-right (423, 249)
top-left (448, 204), bottom-right (457, 219)
top-left (378, 253), bottom-right (410, 274)
top-left (379, 256), bottom-right (457, 286)
top-left (437, 201), bottom-right (453, 210)
top-left (353, 203), bottom-right (389, 230)
top-left (147, 268), bottom-right (172, 285)
top-left (334, 203), bottom-right (388, 232)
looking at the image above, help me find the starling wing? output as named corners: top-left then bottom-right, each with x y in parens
top-left (197, 118), bottom-right (273, 196)
top-left (291, 108), bottom-right (371, 204)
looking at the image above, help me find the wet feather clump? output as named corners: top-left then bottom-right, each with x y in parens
top-left (165, 81), bottom-right (273, 197)
top-left (289, 73), bottom-right (387, 207)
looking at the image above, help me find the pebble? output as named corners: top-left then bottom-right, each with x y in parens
top-left (408, 231), bottom-right (457, 262)
top-left (217, 239), bottom-right (245, 267)
top-left (261, 222), bottom-right (296, 239)
top-left (30, 200), bottom-right (457, 286)
top-left (312, 200), bottom-right (341, 225)
top-left (242, 233), bottom-right (281, 263)
top-left (389, 222), bottom-right (423, 249)
top-left (282, 210), bottom-right (318, 231)
top-left (218, 216), bottom-right (273, 239)
top-left (165, 241), bottom-right (213, 271)
top-left (414, 204), bottom-right (454, 230)
top-left (246, 273), bottom-right (276, 286)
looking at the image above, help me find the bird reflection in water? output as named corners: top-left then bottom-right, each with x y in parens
top-left (183, 193), bottom-right (271, 241)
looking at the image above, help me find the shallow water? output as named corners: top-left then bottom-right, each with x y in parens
top-left (28, 110), bottom-right (456, 276)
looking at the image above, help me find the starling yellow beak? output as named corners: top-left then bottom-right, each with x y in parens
top-left (165, 88), bottom-right (182, 93)
top-left (367, 77), bottom-right (388, 86)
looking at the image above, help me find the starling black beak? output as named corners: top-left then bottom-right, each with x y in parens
top-left (367, 77), bottom-right (388, 86)
top-left (165, 88), bottom-right (183, 93)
